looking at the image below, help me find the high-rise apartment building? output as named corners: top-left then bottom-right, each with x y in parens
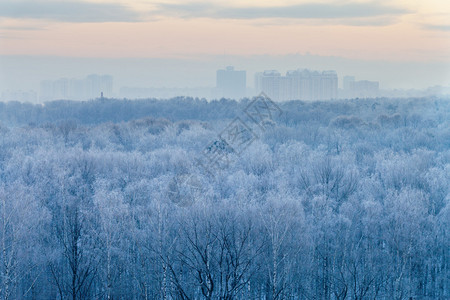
top-left (86, 74), bottom-right (113, 99)
top-left (343, 76), bottom-right (355, 91)
top-left (40, 78), bottom-right (69, 101)
top-left (255, 70), bottom-right (281, 100)
top-left (216, 66), bottom-right (246, 99)
top-left (255, 69), bottom-right (338, 101)
top-left (343, 76), bottom-right (379, 98)
top-left (40, 74), bottom-right (113, 102)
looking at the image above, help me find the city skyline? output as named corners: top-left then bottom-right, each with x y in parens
top-left (40, 74), bottom-right (113, 102)
top-left (0, 1), bottom-right (449, 95)
top-left (0, 68), bottom-right (377, 102)
top-left (4, 66), bottom-right (450, 103)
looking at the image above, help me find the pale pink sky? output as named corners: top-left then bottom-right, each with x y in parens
top-left (0, 0), bottom-right (449, 61)
top-left (0, 0), bottom-right (449, 91)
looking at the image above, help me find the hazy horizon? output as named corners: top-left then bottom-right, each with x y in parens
top-left (1, 53), bottom-right (449, 94)
top-left (1, 0), bottom-right (449, 96)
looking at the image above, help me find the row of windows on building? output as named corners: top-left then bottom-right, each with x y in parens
top-left (255, 69), bottom-right (338, 101)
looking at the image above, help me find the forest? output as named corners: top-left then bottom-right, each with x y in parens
top-left (0, 95), bottom-right (449, 299)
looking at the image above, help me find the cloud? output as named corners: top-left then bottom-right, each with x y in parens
top-left (2, 25), bottom-right (45, 31)
top-left (422, 24), bottom-right (450, 32)
top-left (0, 0), bottom-right (140, 23)
top-left (0, 1), bottom-right (411, 26)
top-left (0, 34), bottom-right (26, 40)
top-left (153, 2), bottom-right (410, 23)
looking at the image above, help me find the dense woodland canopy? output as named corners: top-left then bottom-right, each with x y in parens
top-left (0, 96), bottom-right (449, 299)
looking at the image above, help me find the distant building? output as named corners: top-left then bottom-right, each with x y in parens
top-left (1, 90), bottom-right (38, 103)
top-left (53, 78), bottom-right (69, 100)
top-left (255, 70), bottom-right (281, 100)
top-left (86, 74), bottom-right (113, 99)
top-left (216, 66), bottom-right (246, 99)
top-left (40, 78), bottom-right (69, 101)
top-left (343, 76), bottom-right (355, 91)
top-left (40, 80), bottom-right (54, 102)
top-left (342, 76), bottom-right (379, 98)
top-left (320, 70), bottom-right (339, 100)
top-left (40, 74), bottom-right (113, 102)
top-left (351, 80), bottom-right (379, 97)
top-left (68, 78), bottom-right (86, 100)
top-left (255, 69), bottom-right (338, 101)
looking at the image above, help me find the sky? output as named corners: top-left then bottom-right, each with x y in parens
top-left (0, 0), bottom-right (449, 92)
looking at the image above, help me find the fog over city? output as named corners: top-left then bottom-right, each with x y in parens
top-left (0, 1), bottom-right (449, 299)
top-left (1, 54), bottom-right (449, 102)
top-left (1, 0), bottom-right (449, 101)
